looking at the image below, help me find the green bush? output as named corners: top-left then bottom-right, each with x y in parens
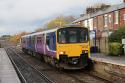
top-left (109, 42), bottom-right (123, 56)
top-left (109, 26), bottom-right (125, 43)
top-left (108, 26), bottom-right (125, 56)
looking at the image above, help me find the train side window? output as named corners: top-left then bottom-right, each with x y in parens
top-left (22, 38), bottom-right (25, 43)
top-left (59, 30), bottom-right (67, 43)
top-left (68, 30), bottom-right (77, 43)
top-left (37, 37), bottom-right (42, 43)
top-left (46, 34), bottom-right (50, 45)
top-left (31, 36), bottom-right (35, 44)
top-left (79, 29), bottom-right (88, 42)
top-left (46, 32), bottom-right (56, 51)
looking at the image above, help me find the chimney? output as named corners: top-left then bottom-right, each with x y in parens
top-left (123, 0), bottom-right (125, 3)
top-left (80, 14), bottom-right (85, 17)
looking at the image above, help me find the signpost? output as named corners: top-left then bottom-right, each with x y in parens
top-left (122, 39), bottom-right (125, 54)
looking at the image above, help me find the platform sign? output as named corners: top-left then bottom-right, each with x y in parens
top-left (122, 39), bottom-right (125, 54)
top-left (90, 31), bottom-right (95, 39)
top-left (122, 39), bottom-right (125, 44)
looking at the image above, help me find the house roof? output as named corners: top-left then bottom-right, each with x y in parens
top-left (72, 3), bottom-right (125, 23)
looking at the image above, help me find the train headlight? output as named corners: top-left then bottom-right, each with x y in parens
top-left (59, 51), bottom-right (65, 55)
top-left (82, 50), bottom-right (88, 54)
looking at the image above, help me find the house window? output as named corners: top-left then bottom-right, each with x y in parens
top-left (84, 20), bottom-right (88, 28)
top-left (115, 11), bottom-right (119, 24)
top-left (82, 21), bottom-right (85, 27)
top-left (104, 14), bottom-right (108, 27)
top-left (124, 14), bottom-right (125, 20)
top-left (109, 15), bottom-right (112, 23)
top-left (89, 18), bottom-right (93, 30)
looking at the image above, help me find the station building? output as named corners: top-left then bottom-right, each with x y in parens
top-left (73, 3), bottom-right (125, 53)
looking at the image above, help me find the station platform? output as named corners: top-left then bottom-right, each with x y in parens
top-left (0, 48), bottom-right (21, 83)
top-left (90, 53), bottom-right (125, 82)
top-left (90, 53), bottom-right (125, 66)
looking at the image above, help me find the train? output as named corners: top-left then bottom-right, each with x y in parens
top-left (21, 25), bottom-right (90, 69)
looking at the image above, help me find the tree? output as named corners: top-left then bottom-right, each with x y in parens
top-left (108, 26), bottom-right (125, 56)
top-left (0, 35), bottom-right (11, 40)
top-left (10, 32), bottom-right (28, 44)
top-left (35, 28), bottom-right (44, 32)
top-left (64, 16), bottom-right (76, 23)
top-left (47, 15), bottom-right (76, 29)
top-left (109, 26), bottom-right (125, 43)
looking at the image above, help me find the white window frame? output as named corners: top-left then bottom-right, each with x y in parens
top-left (104, 14), bottom-right (108, 28)
top-left (124, 14), bottom-right (125, 20)
top-left (84, 20), bottom-right (88, 28)
top-left (115, 11), bottom-right (119, 24)
top-left (89, 18), bottom-right (93, 30)
top-left (82, 21), bottom-right (85, 27)
top-left (108, 15), bottom-right (112, 23)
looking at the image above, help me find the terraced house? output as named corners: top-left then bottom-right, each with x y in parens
top-left (73, 2), bottom-right (125, 53)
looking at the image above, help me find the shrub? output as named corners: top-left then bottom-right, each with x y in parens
top-left (108, 26), bottom-right (125, 56)
top-left (109, 26), bottom-right (125, 43)
top-left (109, 42), bottom-right (123, 56)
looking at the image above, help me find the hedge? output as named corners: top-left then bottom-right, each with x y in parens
top-left (109, 26), bottom-right (125, 43)
top-left (108, 26), bottom-right (125, 56)
top-left (109, 42), bottom-right (123, 56)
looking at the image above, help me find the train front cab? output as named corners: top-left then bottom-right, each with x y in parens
top-left (56, 27), bottom-right (90, 69)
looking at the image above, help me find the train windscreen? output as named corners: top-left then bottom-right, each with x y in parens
top-left (57, 27), bottom-right (88, 44)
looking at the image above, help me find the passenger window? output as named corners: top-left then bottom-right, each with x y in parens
top-left (80, 30), bottom-right (88, 42)
top-left (37, 37), bottom-right (42, 43)
top-left (69, 30), bottom-right (77, 43)
top-left (59, 30), bottom-right (66, 43)
top-left (46, 32), bottom-right (56, 51)
top-left (46, 35), bottom-right (50, 45)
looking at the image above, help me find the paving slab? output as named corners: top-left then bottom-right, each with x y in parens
top-left (90, 53), bottom-right (125, 66)
top-left (0, 48), bottom-right (20, 83)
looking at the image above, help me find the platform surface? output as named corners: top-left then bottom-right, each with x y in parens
top-left (0, 48), bottom-right (20, 83)
top-left (91, 53), bottom-right (125, 66)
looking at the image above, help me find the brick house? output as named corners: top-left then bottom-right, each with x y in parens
top-left (72, 3), bottom-right (125, 53)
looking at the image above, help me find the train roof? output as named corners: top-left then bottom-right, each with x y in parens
top-left (22, 25), bottom-right (87, 38)
top-left (22, 28), bottom-right (58, 38)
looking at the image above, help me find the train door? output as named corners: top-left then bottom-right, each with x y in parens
top-left (31, 35), bottom-right (35, 51)
top-left (36, 35), bottom-right (43, 53)
top-left (43, 34), bottom-right (46, 54)
top-left (46, 32), bottom-right (56, 52)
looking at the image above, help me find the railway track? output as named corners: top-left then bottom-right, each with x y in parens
top-left (83, 72), bottom-right (113, 83)
top-left (6, 49), bottom-right (27, 83)
top-left (62, 70), bottom-right (113, 83)
top-left (6, 47), bottom-right (55, 83)
top-left (7, 47), bottom-right (84, 83)
top-left (11, 46), bottom-right (113, 83)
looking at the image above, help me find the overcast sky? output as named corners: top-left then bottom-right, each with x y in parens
top-left (0, 0), bottom-right (122, 36)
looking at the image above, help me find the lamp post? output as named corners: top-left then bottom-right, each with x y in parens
top-left (93, 29), bottom-right (96, 47)
top-left (104, 27), bottom-right (109, 53)
top-left (87, 14), bottom-right (97, 47)
top-left (87, 14), bottom-right (90, 29)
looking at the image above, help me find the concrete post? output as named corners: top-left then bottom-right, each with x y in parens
top-left (122, 39), bottom-right (125, 55)
top-left (124, 44), bottom-right (125, 55)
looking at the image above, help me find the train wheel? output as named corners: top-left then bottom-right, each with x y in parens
top-left (51, 58), bottom-right (58, 67)
top-left (22, 48), bottom-right (27, 54)
top-left (30, 51), bottom-right (33, 56)
top-left (57, 66), bottom-right (63, 71)
top-left (32, 52), bottom-right (36, 56)
top-left (24, 49), bottom-right (26, 54)
top-left (27, 50), bottom-right (29, 54)
top-left (43, 56), bottom-right (48, 63)
top-left (40, 55), bottom-right (44, 62)
top-left (85, 59), bottom-right (94, 71)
